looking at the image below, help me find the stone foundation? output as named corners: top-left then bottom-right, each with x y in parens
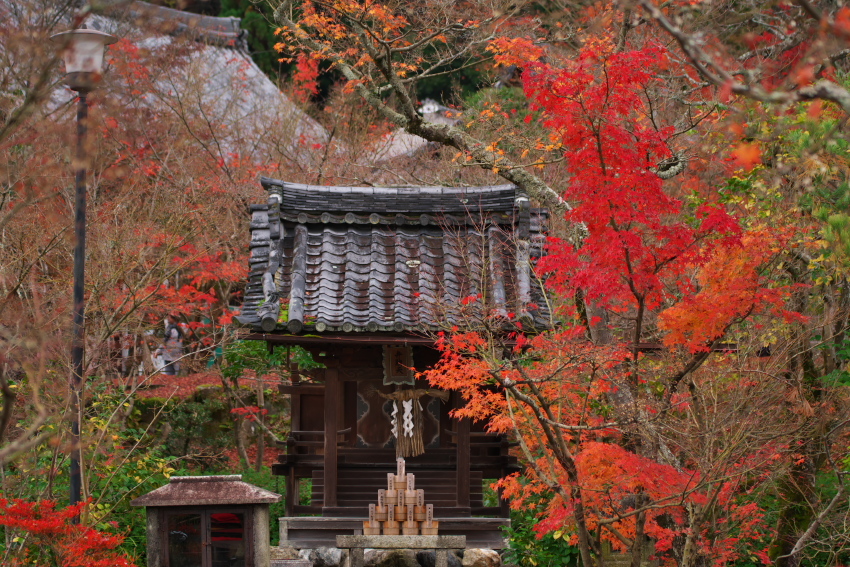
top-left (270, 545), bottom-right (502, 567)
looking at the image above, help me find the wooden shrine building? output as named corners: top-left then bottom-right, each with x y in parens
top-left (237, 178), bottom-right (549, 547)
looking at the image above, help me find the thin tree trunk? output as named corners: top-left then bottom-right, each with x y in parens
top-left (629, 494), bottom-right (647, 567)
top-left (236, 418), bottom-right (250, 469)
top-left (255, 376), bottom-right (265, 472)
top-left (681, 504), bottom-right (700, 567)
top-left (219, 371), bottom-right (250, 469)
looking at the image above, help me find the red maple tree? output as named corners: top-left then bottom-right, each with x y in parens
top-left (0, 499), bottom-right (136, 567)
top-left (424, 40), bottom-right (811, 567)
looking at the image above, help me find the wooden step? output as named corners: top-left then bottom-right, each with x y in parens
top-left (319, 506), bottom-right (473, 518)
top-left (311, 470), bottom-right (485, 480)
top-left (310, 469), bottom-right (485, 508)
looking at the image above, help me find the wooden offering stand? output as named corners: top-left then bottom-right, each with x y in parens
top-left (421, 503), bottom-right (438, 536)
top-left (413, 490), bottom-right (426, 521)
top-left (402, 506), bottom-right (418, 535)
top-left (383, 505), bottom-right (400, 535)
top-left (375, 490), bottom-right (389, 521)
top-left (364, 504), bottom-right (381, 535)
top-left (361, 458), bottom-right (439, 536)
top-left (385, 474), bottom-right (398, 506)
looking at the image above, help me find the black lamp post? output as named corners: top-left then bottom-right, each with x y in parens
top-left (50, 24), bottom-right (117, 511)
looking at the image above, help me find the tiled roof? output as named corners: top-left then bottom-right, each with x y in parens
top-left (237, 178), bottom-right (550, 335)
top-left (92, 1), bottom-right (328, 157)
top-left (100, 0), bottom-right (247, 49)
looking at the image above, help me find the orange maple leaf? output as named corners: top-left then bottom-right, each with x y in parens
top-left (731, 143), bottom-right (761, 171)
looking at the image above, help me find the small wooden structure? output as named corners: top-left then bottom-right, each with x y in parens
top-left (237, 178), bottom-right (549, 547)
top-left (131, 475), bottom-right (281, 567)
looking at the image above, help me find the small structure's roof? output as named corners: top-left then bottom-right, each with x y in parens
top-left (131, 475), bottom-right (281, 507)
top-left (237, 178), bottom-right (550, 337)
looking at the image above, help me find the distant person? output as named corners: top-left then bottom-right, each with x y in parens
top-left (158, 313), bottom-right (184, 376)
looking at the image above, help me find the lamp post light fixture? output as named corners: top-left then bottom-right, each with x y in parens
top-left (50, 24), bottom-right (117, 511)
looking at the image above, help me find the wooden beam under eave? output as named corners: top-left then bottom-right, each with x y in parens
top-left (245, 333), bottom-right (738, 354)
top-left (244, 333), bottom-right (437, 346)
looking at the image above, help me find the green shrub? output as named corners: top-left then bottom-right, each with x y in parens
top-left (503, 507), bottom-right (580, 567)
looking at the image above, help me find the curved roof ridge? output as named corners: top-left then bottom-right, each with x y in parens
top-left (259, 177), bottom-right (521, 214)
top-left (97, 0), bottom-right (246, 49)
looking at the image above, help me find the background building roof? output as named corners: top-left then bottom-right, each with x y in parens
top-left (92, 0), bottom-right (328, 159)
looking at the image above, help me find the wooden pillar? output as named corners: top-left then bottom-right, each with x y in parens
top-left (498, 484), bottom-right (510, 517)
top-left (455, 393), bottom-right (471, 508)
top-left (290, 392), bottom-right (301, 442)
top-left (499, 438), bottom-right (511, 517)
top-left (323, 367), bottom-right (340, 508)
top-left (439, 392), bottom-right (452, 449)
top-left (284, 362), bottom-right (300, 515)
top-left (285, 469), bottom-right (296, 516)
top-left (344, 381), bottom-right (358, 446)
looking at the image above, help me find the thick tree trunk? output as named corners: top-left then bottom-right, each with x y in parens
top-left (629, 495), bottom-right (647, 567)
top-left (770, 267), bottom-right (827, 565)
top-left (769, 470), bottom-right (813, 567)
